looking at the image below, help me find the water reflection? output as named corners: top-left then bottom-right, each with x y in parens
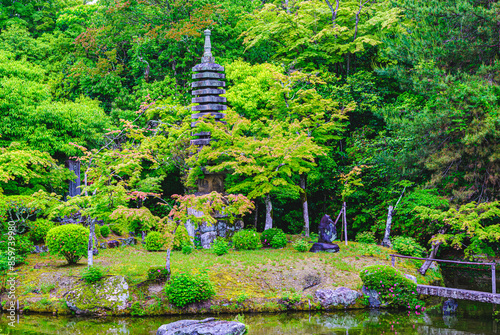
top-left (0, 310), bottom-right (497, 335)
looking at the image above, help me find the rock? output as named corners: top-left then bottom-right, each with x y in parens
top-left (318, 214), bottom-right (336, 243)
top-left (118, 237), bottom-right (136, 246)
top-left (34, 245), bottom-right (49, 254)
top-left (315, 287), bottom-right (361, 308)
top-left (199, 222), bottom-right (216, 234)
top-left (309, 243), bottom-right (340, 253)
top-left (443, 298), bottom-right (458, 315)
top-left (362, 285), bottom-right (381, 308)
top-left (302, 274), bottom-right (321, 290)
top-left (404, 274), bottom-right (417, 284)
top-left (99, 242), bottom-right (107, 249)
top-left (200, 232), bottom-right (217, 249)
top-left (156, 318), bottom-right (246, 335)
top-left (107, 240), bottom-right (120, 248)
top-left (65, 275), bottom-right (129, 314)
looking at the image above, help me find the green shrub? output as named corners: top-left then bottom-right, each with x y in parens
top-left (165, 272), bottom-right (216, 307)
top-left (94, 225), bottom-right (102, 238)
top-left (29, 219), bottom-right (54, 243)
top-left (261, 228), bottom-right (282, 247)
top-left (0, 252), bottom-right (9, 274)
top-left (182, 245), bottom-right (193, 255)
top-left (0, 234), bottom-right (35, 265)
top-left (145, 231), bottom-right (164, 251)
top-left (46, 224), bottom-right (89, 264)
top-left (173, 225), bottom-right (193, 251)
top-left (212, 238), bottom-right (229, 256)
top-left (100, 225), bottom-right (110, 238)
top-left (355, 231), bottom-right (377, 244)
top-left (81, 266), bottom-right (104, 284)
top-left (233, 230), bottom-right (261, 250)
top-left (270, 230), bottom-right (287, 248)
top-left (147, 266), bottom-right (170, 282)
top-left (293, 239), bottom-right (309, 252)
top-left (110, 223), bottom-right (123, 236)
top-left (131, 301), bottom-right (145, 316)
top-left (392, 236), bottom-right (426, 257)
top-left (360, 264), bottom-right (424, 310)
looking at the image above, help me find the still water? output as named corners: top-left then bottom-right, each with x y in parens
top-left (0, 302), bottom-right (498, 334)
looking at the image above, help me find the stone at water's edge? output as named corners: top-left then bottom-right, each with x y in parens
top-left (404, 273), bottom-right (417, 284)
top-left (64, 275), bottom-right (129, 314)
top-left (309, 243), bottom-right (340, 253)
top-left (156, 318), bottom-right (246, 335)
top-left (362, 286), bottom-right (382, 308)
top-left (315, 287), bottom-right (362, 308)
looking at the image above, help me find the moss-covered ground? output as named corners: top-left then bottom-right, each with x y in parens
top-left (0, 235), bottom-right (443, 315)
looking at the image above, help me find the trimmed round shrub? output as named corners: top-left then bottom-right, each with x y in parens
top-left (355, 231), bottom-right (377, 244)
top-left (29, 219), bottom-right (54, 243)
top-left (100, 225), bottom-right (110, 238)
top-left (145, 231), bottom-right (165, 251)
top-left (293, 239), bottom-right (309, 252)
top-left (261, 228), bottom-right (282, 247)
top-left (212, 238), bottom-right (229, 256)
top-left (173, 225), bottom-right (193, 251)
top-left (270, 230), bottom-right (287, 248)
top-left (232, 230), bottom-right (261, 250)
top-left (46, 224), bottom-right (89, 264)
top-left (392, 236), bottom-right (426, 257)
top-left (165, 272), bottom-right (216, 307)
top-left (360, 264), bottom-right (424, 310)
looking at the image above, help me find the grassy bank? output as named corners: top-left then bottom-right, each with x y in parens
top-left (1, 239), bottom-right (443, 315)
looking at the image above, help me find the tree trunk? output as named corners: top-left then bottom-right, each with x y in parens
top-left (342, 202), bottom-right (347, 245)
top-left (382, 206), bottom-right (393, 247)
top-left (264, 194), bottom-right (273, 230)
top-left (87, 220), bottom-right (95, 267)
top-left (300, 174), bottom-right (310, 237)
top-left (93, 228), bottom-right (98, 256)
top-left (419, 240), bottom-right (443, 275)
top-left (254, 200), bottom-right (259, 229)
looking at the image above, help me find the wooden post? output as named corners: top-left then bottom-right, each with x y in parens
top-left (391, 255), bottom-right (395, 267)
top-left (343, 202), bottom-right (347, 246)
top-left (492, 263), bottom-right (496, 294)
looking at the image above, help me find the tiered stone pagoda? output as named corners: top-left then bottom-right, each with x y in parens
top-left (190, 29), bottom-right (226, 195)
top-left (190, 29), bottom-right (227, 148)
top-left (186, 30), bottom-right (242, 248)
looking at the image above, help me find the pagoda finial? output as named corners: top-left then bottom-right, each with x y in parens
top-left (201, 29), bottom-right (215, 63)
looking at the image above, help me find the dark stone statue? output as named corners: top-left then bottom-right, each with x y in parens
top-left (318, 214), bottom-right (336, 243)
top-left (309, 243), bottom-right (340, 253)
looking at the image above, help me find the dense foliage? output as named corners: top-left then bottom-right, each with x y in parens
top-left (1, 0), bottom-right (499, 262)
top-left (232, 230), bottom-right (261, 250)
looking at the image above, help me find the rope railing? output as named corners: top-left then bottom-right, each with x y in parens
top-left (390, 254), bottom-right (497, 294)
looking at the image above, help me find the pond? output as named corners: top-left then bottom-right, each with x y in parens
top-left (0, 301), bottom-right (498, 335)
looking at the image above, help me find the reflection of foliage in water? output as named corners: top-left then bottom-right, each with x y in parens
top-left (0, 310), bottom-right (494, 335)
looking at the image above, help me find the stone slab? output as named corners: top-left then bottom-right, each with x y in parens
top-left (417, 285), bottom-right (500, 304)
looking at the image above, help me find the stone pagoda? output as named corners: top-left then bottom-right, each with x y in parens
top-left (190, 29), bottom-right (227, 195)
top-left (187, 30), bottom-right (243, 248)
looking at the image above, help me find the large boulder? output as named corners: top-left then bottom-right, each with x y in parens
top-left (318, 214), bottom-right (336, 243)
top-left (156, 318), bottom-right (246, 335)
top-left (64, 275), bottom-right (129, 314)
top-left (315, 287), bottom-right (362, 309)
top-left (362, 285), bottom-right (381, 308)
top-left (200, 232), bottom-right (217, 249)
